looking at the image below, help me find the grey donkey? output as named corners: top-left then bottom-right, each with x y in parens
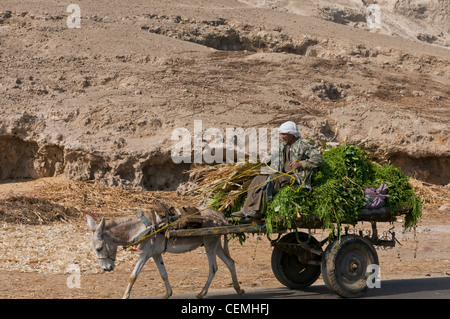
top-left (86, 207), bottom-right (245, 299)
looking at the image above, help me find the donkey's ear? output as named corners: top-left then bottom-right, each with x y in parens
top-left (97, 217), bottom-right (106, 232)
top-left (86, 214), bottom-right (97, 231)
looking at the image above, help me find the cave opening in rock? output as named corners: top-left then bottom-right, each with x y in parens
top-left (141, 161), bottom-right (191, 191)
top-left (389, 154), bottom-right (449, 186)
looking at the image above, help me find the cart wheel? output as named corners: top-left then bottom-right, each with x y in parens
top-left (271, 232), bottom-right (322, 289)
top-left (321, 235), bottom-right (379, 298)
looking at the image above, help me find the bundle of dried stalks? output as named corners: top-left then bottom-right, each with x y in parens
top-left (188, 161), bottom-right (261, 212)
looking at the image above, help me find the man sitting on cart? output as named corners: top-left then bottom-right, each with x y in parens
top-left (232, 121), bottom-right (323, 219)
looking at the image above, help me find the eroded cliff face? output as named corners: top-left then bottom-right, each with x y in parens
top-left (0, 132), bottom-right (192, 190)
top-left (240, 0), bottom-right (450, 47)
top-left (0, 0), bottom-right (448, 189)
top-left (0, 135), bottom-right (63, 180)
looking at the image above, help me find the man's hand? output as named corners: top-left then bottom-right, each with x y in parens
top-left (290, 161), bottom-right (302, 170)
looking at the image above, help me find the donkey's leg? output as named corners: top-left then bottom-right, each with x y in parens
top-left (123, 252), bottom-right (151, 299)
top-left (153, 254), bottom-right (172, 299)
top-left (196, 237), bottom-right (219, 299)
top-left (217, 236), bottom-right (245, 296)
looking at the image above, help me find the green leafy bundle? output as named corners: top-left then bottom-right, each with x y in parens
top-left (265, 145), bottom-right (422, 234)
top-left (371, 164), bottom-right (422, 229)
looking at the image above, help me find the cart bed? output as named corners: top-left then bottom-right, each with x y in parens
top-left (168, 207), bottom-right (396, 237)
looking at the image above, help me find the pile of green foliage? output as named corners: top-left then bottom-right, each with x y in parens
top-left (264, 145), bottom-right (422, 234)
top-left (208, 145), bottom-right (422, 236)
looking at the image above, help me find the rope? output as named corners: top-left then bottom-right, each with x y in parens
top-left (262, 160), bottom-right (307, 192)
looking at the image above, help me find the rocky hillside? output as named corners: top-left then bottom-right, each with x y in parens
top-left (0, 0), bottom-right (448, 190)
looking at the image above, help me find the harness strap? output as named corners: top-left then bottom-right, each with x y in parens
top-left (132, 211), bottom-right (154, 245)
top-left (132, 206), bottom-right (178, 246)
top-left (138, 214), bottom-right (152, 228)
top-left (156, 202), bottom-right (176, 227)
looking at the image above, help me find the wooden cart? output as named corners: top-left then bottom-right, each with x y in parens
top-left (167, 207), bottom-right (402, 298)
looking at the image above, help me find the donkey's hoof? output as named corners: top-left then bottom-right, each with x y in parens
top-left (238, 289), bottom-right (245, 295)
top-left (196, 293), bottom-right (205, 299)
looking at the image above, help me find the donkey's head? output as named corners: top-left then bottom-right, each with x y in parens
top-left (86, 215), bottom-right (118, 272)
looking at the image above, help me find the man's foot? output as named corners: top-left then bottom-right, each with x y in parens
top-left (231, 209), bottom-right (261, 219)
top-left (246, 210), bottom-right (261, 219)
top-left (231, 209), bottom-right (246, 217)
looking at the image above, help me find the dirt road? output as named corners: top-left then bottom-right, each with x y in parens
top-left (165, 277), bottom-right (450, 299)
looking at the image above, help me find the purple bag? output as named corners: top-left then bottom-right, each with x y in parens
top-left (363, 183), bottom-right (390, 209)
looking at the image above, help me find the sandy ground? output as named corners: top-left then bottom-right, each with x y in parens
top-left (0, 176), bottom-right (448, 299)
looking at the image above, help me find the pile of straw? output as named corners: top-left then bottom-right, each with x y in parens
top-left (0, 196), bottom-right (80, 225)
top-left (0, 176), bottom-right (192, 224)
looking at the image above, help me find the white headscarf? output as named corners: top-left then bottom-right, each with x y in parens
top-left (278, 121), bottom-right (300, 138)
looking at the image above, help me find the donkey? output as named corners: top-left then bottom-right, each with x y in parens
top-left (86, 207), bottom-right (245, 299)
